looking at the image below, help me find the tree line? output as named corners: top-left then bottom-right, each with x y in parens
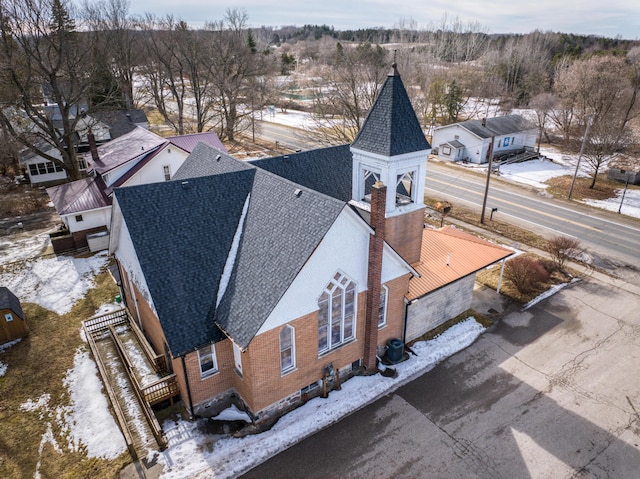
top-left (1, 0), bottom-right (638, 186)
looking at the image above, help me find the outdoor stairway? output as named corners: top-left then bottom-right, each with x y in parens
top-left (492, 149), bottom-right (540, 170)
top-left (83, 308), bottom-right (179, 461)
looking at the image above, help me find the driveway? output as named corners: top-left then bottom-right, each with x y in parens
top-left (243, 275), bottom-right (640, 478)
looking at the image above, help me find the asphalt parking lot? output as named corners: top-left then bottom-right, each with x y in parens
top-left (244, 274), bottom-right (640, 478)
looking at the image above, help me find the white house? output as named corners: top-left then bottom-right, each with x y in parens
top-left (47, 127), bottom-right (226, 252)
top-left (432, 114), bottom-right (537, 164)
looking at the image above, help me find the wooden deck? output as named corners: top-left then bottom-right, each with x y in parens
top-left (83, 308), bottom-right (179, 460)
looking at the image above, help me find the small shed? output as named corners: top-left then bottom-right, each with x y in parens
top-left (0, 287), bottom-right (28, 344)
top-left (607, 157), bottom-right (640, 185)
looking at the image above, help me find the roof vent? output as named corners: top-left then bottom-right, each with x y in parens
top-left (181, 181), bottom-right (190, 190)
top-left (216, 154), bottom-right (221, 162)
top-left (294, 188), bottom-right (302, 198)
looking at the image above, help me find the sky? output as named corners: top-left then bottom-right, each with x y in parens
top-left (124, 0), bottom-right (640, 40)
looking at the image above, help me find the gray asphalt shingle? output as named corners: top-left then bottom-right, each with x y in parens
top-left (352, 64), bottom-right (431, 156)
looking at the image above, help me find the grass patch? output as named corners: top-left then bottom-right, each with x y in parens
top-left (545, 174), bottom-right (621, 201)
top-left (0, 266), bottom-right (129, 479)
top-left (476, 253), bottom-right (571, 304)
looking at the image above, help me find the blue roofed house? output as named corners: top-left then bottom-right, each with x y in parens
top-left (109, 64), bottom-right (512, 424)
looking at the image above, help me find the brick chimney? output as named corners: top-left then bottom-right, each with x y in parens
top-left (363, 181), bottom-right (385, 372)
top-left (87, 129), bottom-right (99, 162)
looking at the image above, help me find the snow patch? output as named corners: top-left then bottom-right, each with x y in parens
top-left (61, 349), bottom-right (127, 459)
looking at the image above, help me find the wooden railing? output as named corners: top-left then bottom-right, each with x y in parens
top-left (83, 308), bottom-right (130, 335)
top-left (108, 325), bottom-right (167, 450)
top-left (127, 317), bottom-right (168, 373)
top-left (142, 375), bottom-right (180, 406)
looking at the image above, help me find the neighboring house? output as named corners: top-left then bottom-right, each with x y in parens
top-left (109, 64), bottom-right (516, 425)
top-left (0, 287), bottom-right (28, 344)
top-left (47, 127), bottom-right (226, 252)
top-left (432, 114), bottom-right (537, 164)
top-left (607, 157), bottom-right (640, 185)
top-left (19, 109), bottom-right (149, 186)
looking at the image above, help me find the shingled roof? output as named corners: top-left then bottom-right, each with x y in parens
top-left (352, 63), bottom-right (430, 157)
top-left (250, 145), bottom-right (353, 201)
top-left (115, 152), bottom-right (346, 353)
top-left (0, 287), bottom-right (24, 320)
top-left (457, 115), bottom-right (536, 139)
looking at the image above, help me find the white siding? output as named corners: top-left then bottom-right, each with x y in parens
top-left (63, 206), bottom-right (111, 233)
top-left (257, 208), bottom-right (412, 334)
top-left (405, 274), bottom-right (475, 342)
top-left (120, 147), bottom-right (189, 187)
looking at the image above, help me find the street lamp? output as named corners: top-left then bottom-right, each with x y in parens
top-left (568, 115), bottom-right (594, 200)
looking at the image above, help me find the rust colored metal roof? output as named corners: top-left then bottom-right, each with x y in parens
top-left (407, 226), bottom-right (513, 301)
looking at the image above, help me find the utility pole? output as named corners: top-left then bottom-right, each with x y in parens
top-left (568, 115), bottom-right (593, 200)
top-left (480, 135), bottom-right (495, 224)
top-left (618, 174), bottom-right (630, 214)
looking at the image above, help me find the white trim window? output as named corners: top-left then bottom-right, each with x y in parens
top-left (197, 343), bottom-right (218, 378)
top-left (280, 325), bottom-right (296, 374)
top-left (163, 165), bottom-right (171, 181)
top-left (233, 342), bottom-right (243, 377)
top-left (378, 285), bottom-right (388, 328)
top-left (318, 272), bottom-right (356, 354)
top-left (5, 313), bottom-right (13, 322)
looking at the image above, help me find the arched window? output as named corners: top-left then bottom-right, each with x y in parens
top-left (318, 272), bottom-right (356, 354)
top-left (378, 285), bottom-right (388, 328)
top-left (280, 325), bottom-right (296, 374)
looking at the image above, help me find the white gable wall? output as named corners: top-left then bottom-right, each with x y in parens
top-left (63, 206), bottom-right (111, 233)
top-left (432, 125), bottom-right (485, 163)
top-left (257, 207), bottom-right (412, 334)
top-left (120, 146), bottom-right (189, 187)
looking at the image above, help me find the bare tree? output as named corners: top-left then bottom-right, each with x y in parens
top-left (529, 92), bottom-right (556, 148)
top-left (546, 236), bottom-right (583, 271)
top-left (82, 0), bottom-right (139, 108)
top-left (307, 42), bottom-right (388, 143)
top-left (0, 0), bottom-right (99, 181)
top-left (205, 8), bottom-right (272, 142)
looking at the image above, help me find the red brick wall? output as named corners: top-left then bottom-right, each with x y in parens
top-left (385, 208), bottom-right (425, 264)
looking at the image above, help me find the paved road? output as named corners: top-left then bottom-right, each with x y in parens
top-left (244, 276), bottom-right (640, 478)
top-left (425, 161), bottom-right (640, 272)
top-left (255, 120), bottom-right (324, 152)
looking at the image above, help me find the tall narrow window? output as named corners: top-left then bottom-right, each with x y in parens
top-left (280, 325), bottom-right (295, 374)
top-left (233, 342), bottom-right (243, 377)
top-left (197, 343), bottom-right (218, 378)
top-left (163, 165), bottom-right (171, 181)
top-left (318, 272), bottom-right (357, 354)
top-left (378, 285), bottom-right (388, 328)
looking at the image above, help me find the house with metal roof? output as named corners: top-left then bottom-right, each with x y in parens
top-left (108, 64), bottom-right (514, 425)
top-left (432, 114), bottom-right (537, 164)
top-left (46, 127), bottom-right (226, 252)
